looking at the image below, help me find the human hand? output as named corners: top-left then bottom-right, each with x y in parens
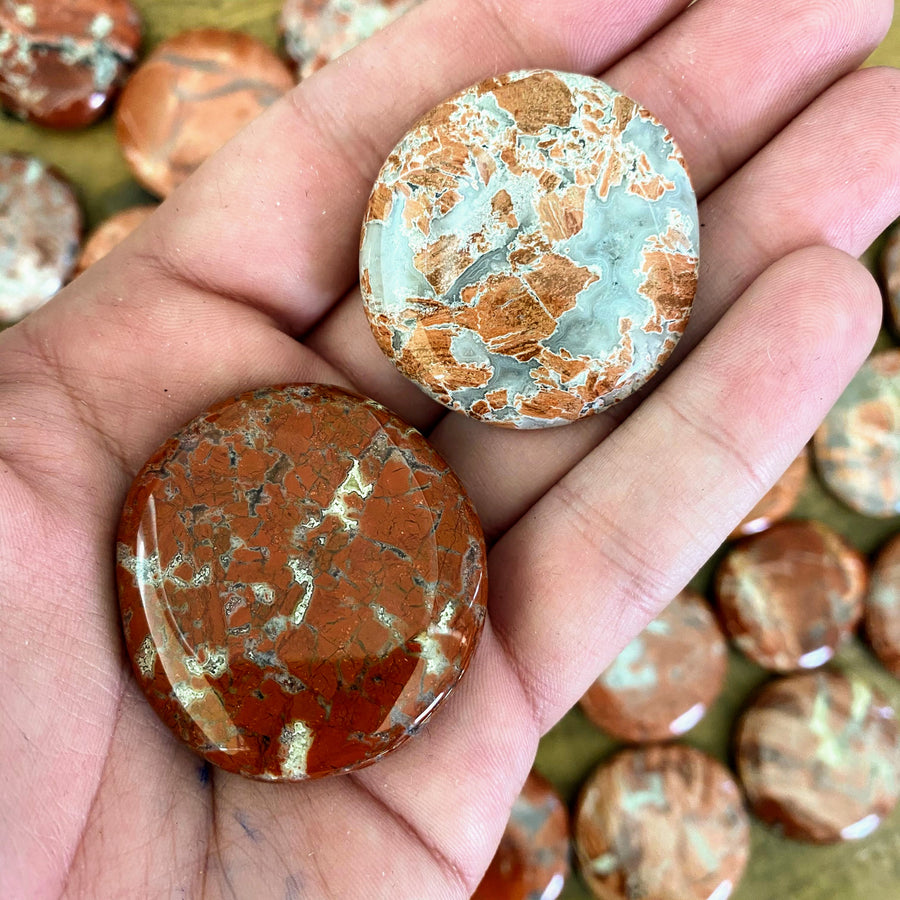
top-left (1, 0), bottom-right (897, 895)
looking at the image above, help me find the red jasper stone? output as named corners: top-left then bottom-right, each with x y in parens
top-left (735, 670), bottom-right (899, 843)
top-left (0, 152), bottom-right (82, 324)
top-left (865, 533), bottom-right (900, 677)
top-left (115, 28), bottom-right (294, 197)
top-left (880, 225), bottom-right (900, 334)
top-left (473, 771), bottom-right (570, 900)
top-left (0, 0), bottom-right (142, 128)
top-left (281, 0), bottom-right (422, 81)
top-left (715, 520), bottom-right (867, 672)
top-left (574, 746), bottom-right (750, 900)
top-left (116, 384), bottom-right (487, 780)
top-left (73, 204), bottom-right (156, 276)
top-left (578, 590), bottom-right (728, 743)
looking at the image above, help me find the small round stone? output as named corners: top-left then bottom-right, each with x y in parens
top-left (574, 745), bottom-right (750, 900)
top-left (880, 225), bottom-right (900, 334)
top-left (865, 533), bottom-right (900, 677)
top-left (715, 519), bottom-right (867, 672)
top-left (472, 771), bottom-right (570, 900)
top-left (73, 204), bottom-right (156, 276)
top-left (729, 450), bottom-right (809, 539)
top-left (360, 69), bottom-right (698, 429)
top-left (578, 590), bottom-right (727, 742)
top-left (735, 670), bottom-right (899, 843)
top-left (813, 349), bottom-right (900, 518)
top-left (115, 29), bottom-right (294, 197)
top-left (281, 0), bottom-right (421, 81)
top-left (116, 384), bottom-right (487, 781)
top-left (0, 153), bottom-right (82, 324)
top-left (0, 0), bottom-right (142, 128)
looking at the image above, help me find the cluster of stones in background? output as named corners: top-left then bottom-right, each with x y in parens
top-left (475, 291), bottom-right (900, 896)
top-left (0, 0), bottom-right (422, 325)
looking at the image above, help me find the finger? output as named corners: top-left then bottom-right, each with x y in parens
top-left (487, 246), bottom-right (882, 729)
top-left (431, 65), bottom-right (900, 537)
top-left (303, 0), bottom-right (889, 448)
top-left (303, 285), bottom-right (446, 424)
top-left (0, 249), bottom-right (350, 486)
top-left (135, 0), bottom-right (691, 333)
top-left (605, 0), bottom-right (892, 197)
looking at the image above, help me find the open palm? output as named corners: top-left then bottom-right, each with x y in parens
top-left (2, 0), bottom-right (899, 896)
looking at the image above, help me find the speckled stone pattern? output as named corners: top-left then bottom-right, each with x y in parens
top-left (0, 0), bottom-right (141, 128)
top-left (473, 771), bottom-right (570, 900)
top-left (736, 670), bottom-right (899, 843)
top-left (729, 450), bottom-right (808, 539)
top-left (866, 533), bottom-right (900, 677)
top-left (578, 590), bottom-right (727, 743)
top-left (116, 384), bottom-right (487, 781)
top-left (281, 0), bottom-right (421, 80)
top-left (115, 28), bottom-right (294, 197)
top-left (880, 225), bottom-right (900, 334)
top-left (574, 745), bottom-right (750, 900)
top-left (813, 349), bottom-right (900, 517)
top-left (74, 204), bottom-right (155, 276)
top-left (0, 152), bottom-right (81, 324)
top-left (360, 69), bottom-right (699, 429)
top-left (715, 519), bottom-right (867, 672)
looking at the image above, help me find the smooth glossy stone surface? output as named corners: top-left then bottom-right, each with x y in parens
top-left (360, 69), bottom-right (698, 429)
top-left (73, 204), bottom-right (155, 275)
top-left (715, 519), bottom-right (867, 672)
top-left (115, 28), bottom-right (294, 197)
top-left (736, 670), bottom-right (899, 843)
top-left (729, 450), bottom-right (809, 539)
top-left (281, 0), bottom-right (421, 80)
top-left (473, 771), bottom-right (570, 900)
top-left (574, 745), bottom-right (750, 900)
top-left (866, 533), bottom-right (900, 677)
top-left (116, 384), bottom-right (487, 780)
top-left (880, 225), bottom-right (900, 334)
top-left (578, 590), bottom-right (727, 742)
top-left (0, 0), bottom-right (141, 128)
top-left (813, 349), bottom-right (900, 517)
top-left (0, 153), bottom-right (81, 323)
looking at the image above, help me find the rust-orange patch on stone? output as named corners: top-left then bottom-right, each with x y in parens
top-left (487, 70), bottom-right (575, 134)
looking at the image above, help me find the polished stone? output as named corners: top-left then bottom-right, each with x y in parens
top-left (574, 745), bottom-right (750, 900)
top-left (281, 0), bottom-right (421, 80)
top-left (360, 69), bottom-right (698, 428)
top-left (736, 670), bottom-right (899, 843)
top-left (866, 533), bottom-right (900, 678)
top-left (0, 153), bottom-right (82, 323)
top-left (729, 450), bottom-right (808, 539)
top-left (116, 384), bottom-right (487, 780)
top-left (73, 204), bottom-right (155, 275)
top-left (473, 771), bottom-right (570, 900)
top-left (578, 590), bottom-right (727, 742)
top-left (813, 349), bottom-right (900, 517)
top-left (0, 0), bottom-right (141, 128)
top-left (880, 225), bottom-right (900, 334)
top-left (715, 520), bottom-right (867, 672)
top-left (115, 28), bottom-right (294, 197)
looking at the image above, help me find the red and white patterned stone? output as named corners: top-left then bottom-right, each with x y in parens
top-left (281, 0), bottom-right (421, 81)
top-left (116, 384), bottom-right (487, 780)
